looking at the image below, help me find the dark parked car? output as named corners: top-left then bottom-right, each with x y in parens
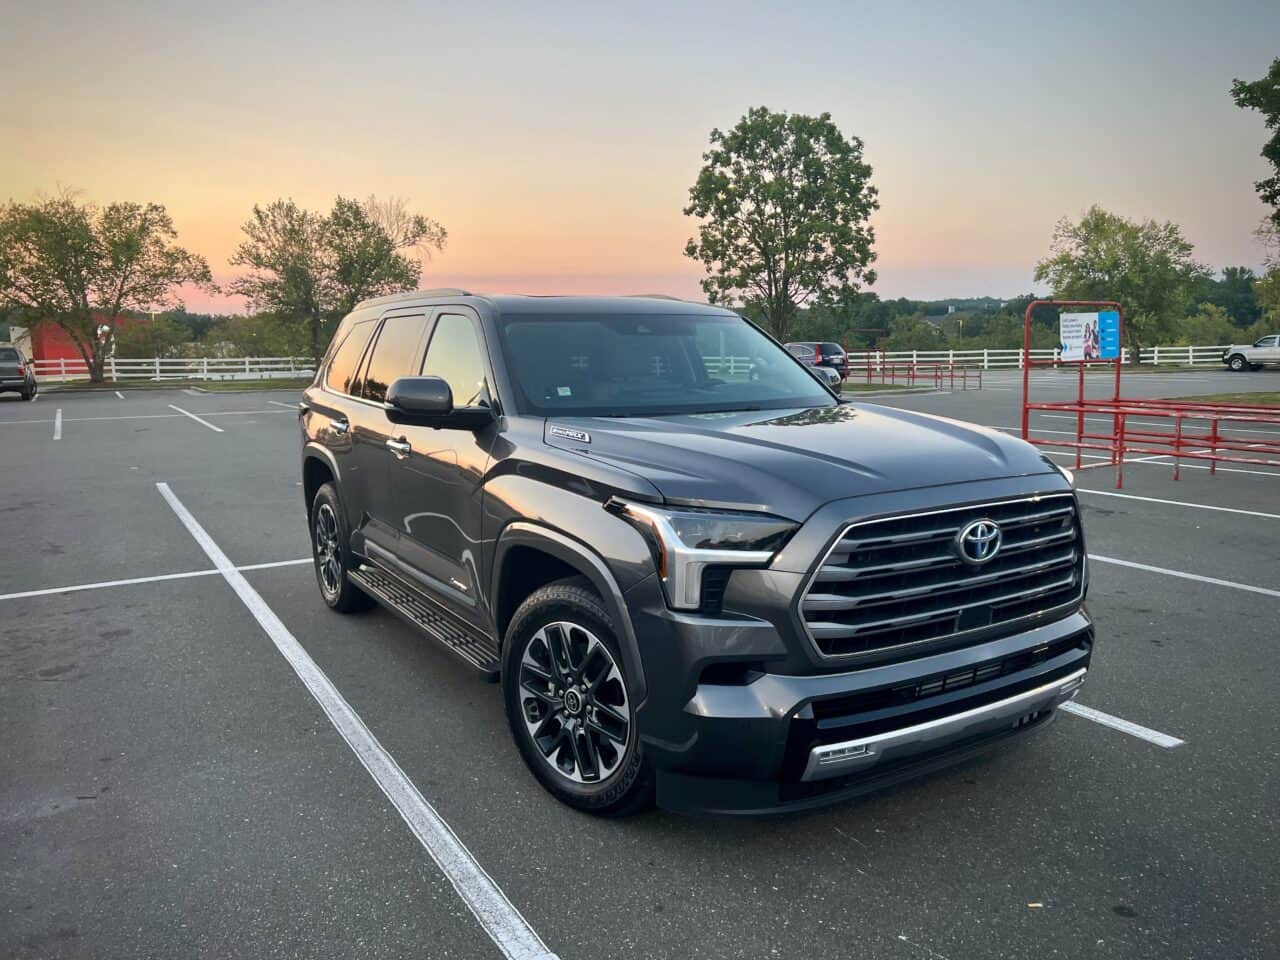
top-left (787, 340), bottom-right (847, 375)
top-left (300, 292), bottom-right (1091, 816)
top-left (0, 345), bottom-right (37, 400)
top-left (785, 343), bottom-right (842, 388)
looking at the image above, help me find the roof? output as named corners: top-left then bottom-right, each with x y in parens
top-left (354, 289), bottom-right (735, 317)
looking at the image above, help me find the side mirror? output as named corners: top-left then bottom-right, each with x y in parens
top-left (386, 376), bottom-right (496, 430)
top-left (387, 376), bottom-right (452, 416)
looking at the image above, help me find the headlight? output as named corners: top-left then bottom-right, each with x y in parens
top-left (607, 499), bottom-right (797, 610)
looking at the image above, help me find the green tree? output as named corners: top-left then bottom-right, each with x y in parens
top-left (683, 107), bottom-right (878, 342)
top-left (230, 195), bottom-right (446, 360)
top-left (0, 194), bottom-right (212, 381)
top-left (1232, 58), bottom-right (1280, 229)
top-left (113, 314), bottom-right (193, 358)
top-left (1033, 206), bottom-right (1211, 356)
top-left (209, 312), bottom-right (310, 357)
top-left (1199, 266), bottom-right (1260, 326)
top-left (884, 313), bottom-right (940, 351)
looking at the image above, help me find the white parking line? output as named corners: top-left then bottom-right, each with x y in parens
top-left (0, 558), bottom-right (311, 603)
top-left (155, 482), bottom-right (557, 960)
top-left (1059, 702), bottom-right (1185, 748)
top-left (1077, 488), bottom-right (1280, 520)
top-left (1090, 554), bottom-right (1280, 599)
top-left (268, 400), bottom-right (297, 409)
top-left (114, 391), bottom-right (125, 399)
top-left (167, 404), bottom-right (225, 433)
top-left (0, 409), bottom-right (297, 426)
top-left (53, 409), bottom-right (62, 440)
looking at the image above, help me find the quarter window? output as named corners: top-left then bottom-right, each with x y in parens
top-left (325, 320), bottom-right (377, 396)
top-left (362, 314), bottom-right (428, 404)
top-left (423, 313), bottom-right (490, 407)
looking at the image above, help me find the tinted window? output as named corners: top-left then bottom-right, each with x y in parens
top-left (820, 342), bottom-right (844, 354)
top-left (0, 348), bottom-right (18, 362)
top-left (325, 320), bottom-right (376, 395)
top-left (362, 315), bottom-right (427, 403)
top-left (423, 313), bottom-right (489, 407)
top-left (495, 313), bottom-right (833, 417)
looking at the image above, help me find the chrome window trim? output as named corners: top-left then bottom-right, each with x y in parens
top-left (795, 492), bottom-right (1085, 664)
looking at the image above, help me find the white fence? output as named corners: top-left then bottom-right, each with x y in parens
top-left (1138, 345), bottom-right (1229, 366)
top-left (843, 348), bottom-right (1132, 370)
top-left (32, 356), bottom-right (314, 383)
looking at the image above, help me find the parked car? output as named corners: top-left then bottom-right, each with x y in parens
top-left (1223, 335), bottom-right (1280, 371)
top-left (301, 291), bottom-right (1091, 816)
top-left (0, 345), bottom-right (37, 400)
top-left (787, 340), bottom-right (847, 375)
top-left (785, 343), bottom-right (842, 389)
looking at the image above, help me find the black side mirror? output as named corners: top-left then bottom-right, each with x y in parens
top-left (386, 376), bottom-right (496, 430)
top-left (388, 376), bottom-right (452, 416)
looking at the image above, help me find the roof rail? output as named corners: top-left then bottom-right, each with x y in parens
top-left (624, 293), bottom-right (689, 302)
top-left (355, 288), bottom-right (473, 310)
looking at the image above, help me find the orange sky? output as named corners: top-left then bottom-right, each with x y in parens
top-left (3, 1), bottom-right (1277, 314)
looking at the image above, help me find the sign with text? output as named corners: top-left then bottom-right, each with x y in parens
top-left (1059, 310), bottom-right (1120, 362)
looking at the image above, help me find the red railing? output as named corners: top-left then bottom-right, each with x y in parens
top-left (1020, 301), bottom-right (1280, 487)
top-left (845, 356), bottom-right (983, 390)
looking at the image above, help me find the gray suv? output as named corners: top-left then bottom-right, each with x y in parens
top-left (300, 291), bottom-right (1092, 816)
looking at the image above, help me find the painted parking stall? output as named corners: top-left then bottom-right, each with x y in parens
top-left (2, 379), bottom-right (1277, 959)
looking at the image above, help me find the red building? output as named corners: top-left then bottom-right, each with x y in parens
top-left (29, 315), bottom-right (143, 362)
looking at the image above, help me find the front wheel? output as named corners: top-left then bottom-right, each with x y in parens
top-left (309, 483), bottom-right (373, 613)
top-left (1228, 354), bottom-right (1247, 372)
top-left (502, 580), bottom-right (653, 816)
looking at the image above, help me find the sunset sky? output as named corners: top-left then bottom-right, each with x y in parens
top-left (3, 1), bottom-right (1278, 314)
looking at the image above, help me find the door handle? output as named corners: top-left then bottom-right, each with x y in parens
top-left (331, 419), bottom-right (350, 435)
top-left (386, 437), bottom-right (412, 459)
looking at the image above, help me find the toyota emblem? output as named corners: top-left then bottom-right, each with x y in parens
top-left (956, 519), bottom-right (1002, 565)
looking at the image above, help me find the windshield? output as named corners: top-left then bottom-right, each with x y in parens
top-left (495, 313), bottom-right (835, 417)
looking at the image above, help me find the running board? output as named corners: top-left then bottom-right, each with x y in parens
top-left (350, 564), bottom-right (500, 680)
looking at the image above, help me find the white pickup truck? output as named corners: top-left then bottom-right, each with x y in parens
top-left (1223, 335), bottom-right (1280, 371)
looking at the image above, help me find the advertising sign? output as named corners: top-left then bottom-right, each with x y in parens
top-left (1059, 311), bottom-right (1120, 361)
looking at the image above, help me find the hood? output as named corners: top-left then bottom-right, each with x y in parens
top-left (543, 403), bottom-right (1055, 520)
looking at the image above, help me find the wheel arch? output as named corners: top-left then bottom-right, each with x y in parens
top-left (492, 522), bottom-right (647, 704)
top-left (302, 444), bottom-right (339, 517)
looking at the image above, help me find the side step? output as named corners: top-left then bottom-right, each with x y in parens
top-left (350, 564), bottom-right (500, 680)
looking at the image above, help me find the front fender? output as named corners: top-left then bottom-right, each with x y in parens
top-left (492, 521), bottom-right (649, 706)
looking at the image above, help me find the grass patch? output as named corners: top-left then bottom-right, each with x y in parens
top-left (1165, 391), bottom-right (1280, 406)
top-left (198, 379), bottom-right (309, 392)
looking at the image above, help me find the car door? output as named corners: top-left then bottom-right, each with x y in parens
top-left (381, 307), bottom-right (498, 629)
top-left (354, 310), bottom-right (433, 560)
top-left (308, 317), bottom-right (382, 543)
top-left (1258, 335), bottom-right (1280, 363)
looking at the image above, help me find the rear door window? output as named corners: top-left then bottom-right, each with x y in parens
top-left (325, 320), bottom-right (377, 396)
top-left (361, 314), bottom-right (429, 404)
top-left (0, 348), bottom-right (18, 363)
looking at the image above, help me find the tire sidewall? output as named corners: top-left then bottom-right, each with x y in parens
top-left (310, 483), bottom-right (357, 609)
top-left (502, 587), bottom-right (647, 813)
top-left (1229, 355), bottom-right (1245, 371)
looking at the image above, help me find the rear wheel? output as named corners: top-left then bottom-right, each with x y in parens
top-left (21, 380), bottom-right (35, 401)
top-left (1228, 354), bottom-right (1247, 372)
top-left (309, 483), bottom-right (372, 613)
top-left (502, 580), bottom-right (652, 816)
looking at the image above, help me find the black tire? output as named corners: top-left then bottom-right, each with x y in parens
top-left (309, 483), bottom-right (373, 613)
top-left (1228, 354), bottom-right (1247, 372)
top-left (21, 380), bottom-right (35, 401)
top-left (502, 579), bottom-right (653, 816)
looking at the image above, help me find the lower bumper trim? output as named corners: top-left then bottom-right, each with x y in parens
top-left (802, 666), bottom-right (1086, 781)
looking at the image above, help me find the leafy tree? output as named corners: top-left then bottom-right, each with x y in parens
top-left (884, 313), bottom-right (940, 351)
top-left (1256, 269), bottom-right (1280, 325)
top-left (1033, 206), bottom-right (1211, 356)
top-left (684, 107), bottom-right (879, 342)
top-left (0, 193), bottom-right (212, 381)
top-left (113, 314), bottom-right (193, 358)
top-left (1216, 267), bottom-right (1260, 325)
top-left (1232, 59), bottom-right (1280, 229)
top-left (209, 312), bottom-right (310, 358)
top-left (1176, 303), bottom-right (1238, 346)
top-left (230, 195), bottom-right (446, 360)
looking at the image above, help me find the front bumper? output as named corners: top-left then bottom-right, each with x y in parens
top-left (631, 595), bottom-right (1093, 815)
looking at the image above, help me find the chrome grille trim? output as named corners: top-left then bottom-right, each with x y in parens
top-left (799, 493), bottom-right (1085, 661)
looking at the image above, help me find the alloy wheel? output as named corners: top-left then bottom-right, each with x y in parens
top-left (313, 503), bottom-right (342, 597)
top-left (518, 621), bottom-right (631, 784)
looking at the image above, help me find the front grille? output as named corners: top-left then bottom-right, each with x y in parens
top-left (800, 494), bottom-right (1084, 659)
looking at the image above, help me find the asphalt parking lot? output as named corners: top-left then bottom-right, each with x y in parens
top-left (2, 370), bottom-right (1277, 960)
